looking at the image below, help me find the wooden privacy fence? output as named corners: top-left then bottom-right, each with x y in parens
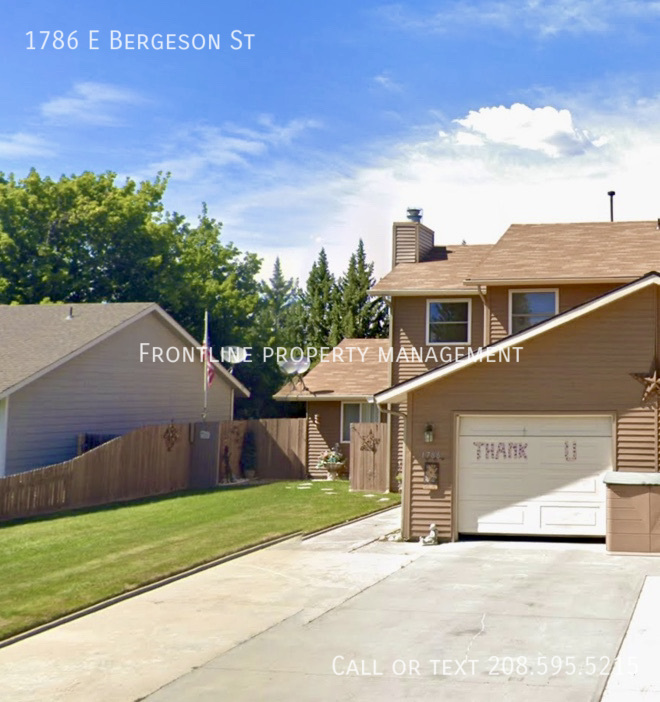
top-left (0, 417), bottom-right (309, 522)
top-left (0, 423), bottom-right (192, 522)
top-left (219, 418), bottom-right (307, 481)
top-left (350, 422), bottom-right (389, 493)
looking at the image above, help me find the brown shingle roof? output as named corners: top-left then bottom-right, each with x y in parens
top-left (0, 302), bottom-right (156, 396)
top-left (369, 244), bottom-right (491, 294)
top-left (273, 338), bottom-right (390, 401)
top-left (466, 221), bottom-right (660, 284)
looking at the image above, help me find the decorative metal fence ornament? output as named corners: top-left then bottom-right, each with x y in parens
top-left (163, 422), bottom-right (180, 452)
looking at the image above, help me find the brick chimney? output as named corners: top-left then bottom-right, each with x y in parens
top-left (392, 208), bottom-right (435, 265)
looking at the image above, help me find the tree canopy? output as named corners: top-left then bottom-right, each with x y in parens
top-left (0, 169), bottom-right (388, 418)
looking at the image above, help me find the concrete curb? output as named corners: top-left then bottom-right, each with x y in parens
top-left (301, 503), bottom-right (400, 541)
top-left (0, 503), bottom-right (401, 650)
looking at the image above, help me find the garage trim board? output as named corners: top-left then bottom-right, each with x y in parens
top-left (454, 414), bottom-right (615, 538)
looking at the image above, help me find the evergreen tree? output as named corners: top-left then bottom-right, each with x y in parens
top-left (259, 257), bottom-right (300, 347)
top-left (337, 239), bottom-right (389, 338)
top-left (235, 258), bottom-right (304, 419)
top-left (300, 248), bottom-right (338, 350)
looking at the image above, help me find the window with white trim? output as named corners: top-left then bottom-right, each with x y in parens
top-left (427, 299), bottom-right (471, 345)
top-left (341, 402), bottom-right (381, 443)
top-left (510, 290), bottom-right (558, 334)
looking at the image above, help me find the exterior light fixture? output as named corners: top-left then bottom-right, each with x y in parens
top-left (424, 424), bottom-right (434, 443)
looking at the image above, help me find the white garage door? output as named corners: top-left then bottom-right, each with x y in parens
top-left (458, 415), bottom-right (612, 536)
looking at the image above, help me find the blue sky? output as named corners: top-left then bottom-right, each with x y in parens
top-left (3, 1), bottom-right (660, 282)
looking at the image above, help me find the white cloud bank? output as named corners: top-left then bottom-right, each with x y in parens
top-left (0, 132), bottom-right (54, 158)
top-left (41, 82), bottom-right (143, 125)
top-left (146, 115), bottom-right (321, 181)
top-left (151, 100), bottom-right (660, 284)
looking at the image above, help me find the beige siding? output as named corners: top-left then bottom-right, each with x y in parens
top-left (617, 408), bottom-right (657, 472)
top-left (417, 225), bottom-right (435, 262)
top-left (5, 312), bottom-right (233, 475)
top-left (403, 285), bottom-right (658, 540)
top-left (392, 222), bottom-right (436, 265)
top-left (307, 401), bottom-right (345, 478)
top-left (392, 223), bottom-right (418, 264)
top-left (489, 283), bottom-right (620, 342)
top-left (390, 295), bottom-right (484, 492)
top-left (391, 296), bottom-right (484, 385)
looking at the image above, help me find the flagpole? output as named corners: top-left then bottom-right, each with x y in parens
top-left (202, 309), bottom-right (209, 421)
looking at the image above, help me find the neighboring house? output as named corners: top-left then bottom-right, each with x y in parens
top-left (370, 214), bottom-right (660, 552)
top-left (0, 303), bottom-right (248, 476)
top-left (274, 338), bottom-right (388, 478)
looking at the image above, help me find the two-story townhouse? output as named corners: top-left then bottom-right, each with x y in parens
top-left (372, 212), bottom-right (660, 554)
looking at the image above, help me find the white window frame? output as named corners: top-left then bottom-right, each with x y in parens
top-left (340, 402), bottom-right (381, 443)
top-left (426, 298), bottom-right (472, 346)
top-left (509, 288), bottom-right (559, 335)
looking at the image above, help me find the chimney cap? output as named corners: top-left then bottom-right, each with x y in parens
top-left (406, 207), bottom-right (423, 223)
top-left (607, 190), bottom-right (616, 196)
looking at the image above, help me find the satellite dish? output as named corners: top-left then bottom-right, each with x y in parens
top-left (277, 353), bottom-right (312, 393)
top-left (292, 357), bottom-right (311, 374)
top-left (277, 358), bottom-right (294, 374)
top-left (221, 346), bottom-right (248, 364)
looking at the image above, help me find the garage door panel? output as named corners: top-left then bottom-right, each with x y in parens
top-left (540, 505), bottom-right (600, 528)
top-left (460, 502), bottom-right (527, 530)
top-left (459, 415), bottom-right (612, 437)
top-left (458, 415), bottom-right (611, 537)
top-left (461, 472), bottom-right (603, 502)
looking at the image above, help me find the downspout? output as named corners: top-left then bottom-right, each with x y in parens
top-left (478, 285), bottom-right (490, 347)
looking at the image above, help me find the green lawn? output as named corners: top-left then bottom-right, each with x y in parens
top-left (0, 481), bottom-right (399, 641)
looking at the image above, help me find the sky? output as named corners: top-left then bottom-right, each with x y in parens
top-left (3, 1), bottom-right (660, 283)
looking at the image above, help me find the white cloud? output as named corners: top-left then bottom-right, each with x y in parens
top-left (373, 72), bottom-right (403, 93)
top-left (146, 117), bottom-right (320, 181)
top-left (41, 82), bottom-right (142, 125)
top-left (380, 1), bottom-right (660, 37)
top-left (0, 132), bottom-right (55, 158)
top-left (454, 103), bottom-right (599, 157)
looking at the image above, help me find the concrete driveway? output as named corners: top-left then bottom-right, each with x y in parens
top-left (2, 507), bottom-right (660, 701)
top-left (143, 536), bottom-right (660, 702)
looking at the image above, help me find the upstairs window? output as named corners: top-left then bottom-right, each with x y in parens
top-left (510, 290), bottom-right (558, 334)
top-left (427, 300), bottom-right (471, 345)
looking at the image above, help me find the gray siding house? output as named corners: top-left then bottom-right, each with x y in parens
top-left (0, 303), bottom-right (248, 476)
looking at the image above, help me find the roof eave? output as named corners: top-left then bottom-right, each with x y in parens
top-left (463, 275), bottom-right (638, 287)
top-left (274, 393), bottom-right (381, 402)
top-left (368, 288), bottom-right (481, 297)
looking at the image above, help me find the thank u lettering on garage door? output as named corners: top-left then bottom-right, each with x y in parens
top-left (472, 440), bottom-right (579, 461)
top-left (472, 442), bottom-right (528, 460)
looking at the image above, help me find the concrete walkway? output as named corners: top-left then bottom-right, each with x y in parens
top-left (3, 509), bottom-right (660, 701)
top-left (601, 576), bottom-right (660, 700)
top-left (0, 508), bottom-right (411, 702)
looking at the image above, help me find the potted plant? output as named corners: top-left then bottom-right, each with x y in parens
top-left (317, 444), bottom-right (347, 480)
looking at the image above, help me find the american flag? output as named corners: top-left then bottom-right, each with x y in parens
top-left (203, 311), bottom-right (214, 389)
